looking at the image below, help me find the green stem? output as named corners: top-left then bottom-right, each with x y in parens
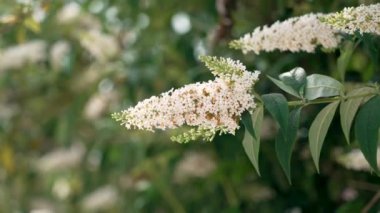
top-left (337, 39), bottom-right (360, 82)
top-left (288, 91), bottom-right (378, 107)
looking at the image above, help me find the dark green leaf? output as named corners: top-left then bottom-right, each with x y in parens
top-left (267, 76), bottom-right (301, 98)
top-left (242, 105), bottom-right (264, 176)
top-left (309, 101), bottom-right (340, 172)
top-left (340, 87), bottom-right (376, 143)
top-left (262, 93), bottom-right (289, 129)
top-left (354, 95), bottom-right (380, 173)
top-left (304, 74), bottom-right (343, 100)
top-left (242, 110), bottom-right (255, 140)
top-left (275, 107), bottom-right (302, 183)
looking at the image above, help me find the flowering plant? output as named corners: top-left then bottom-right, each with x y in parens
top-left (113, 3), bottom-right (380, 182)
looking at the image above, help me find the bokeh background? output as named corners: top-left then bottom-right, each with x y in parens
top-left (0, 0), bottom-right (379, 212)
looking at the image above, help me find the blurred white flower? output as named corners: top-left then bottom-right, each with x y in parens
top-left (105, 7), bottom-right (119, 23)
top-left (0, 103), bottom-right (18, 124)
top-left (50, 41), bottom-right (71, 71)
top-left (89, 0), bottom-right (105, 14)
top-left (84, 94), bottom-right (107, 120)
top-left (336, 148), bottom-right (380, 171)
top-left (16, 0), bottom-right (32, 5)
top-left (240, 184), bottom-right (275, 202)
top-left (30, 209), bottom-right (53, 213)
top-left (29, 198), bottom-right (55, 213)
top-left (135, 179), bottom-right (151, 191)
top-left (118, 174), bottom-right (152, 192)
top-left (32, 6), bottom-right (46, 23)
top-left (171, 12), bottom-right (191, 35)
top-left (81, 185), bottom-right (118, 212)
top-left (36, 143), bottom-right (85, 173)
top-left (137, 13), bottom-right (150, 29)
top-left (231, 13), bottom-right (340, 53)
top-left (84, 91), bottom-right (117, 120)
top-left (173, 151), bottom-right (216, 183)
top-left (56, 2), bottom-right (81, 24)
top-left (52, 178), bottom-right (71, 200)
top-left (0, 40), bottom-right (47, 72)
top-left (79, 30), bottom-right (120, 62)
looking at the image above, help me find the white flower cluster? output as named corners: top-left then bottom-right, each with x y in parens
top-left (321, 3), bottom-right (380, 35)
top-left (336, 148), bottom-right (380, 171)
top-left (0, 40), bottom-right (47, 72)
top-left (56, 2), bottom-right (81, 24)
top-left (200, 55), bottom-right (247, 79)
top-left (56, 2), bottom-right (118, 63)
top-left (36, 143), bottom-right (85, 173)
top-left (81, 186), bottom-right (118, 212)
top-left (113, 57), bottom-right (260, 141)
top-left (79, 30), bottom-right (120, 62)
top-left (230, 13), bottom-right (341, 54)
top-left (173, 151), bottom-right (216, 183)
top-left (50, 40), bottom-right (71, 71)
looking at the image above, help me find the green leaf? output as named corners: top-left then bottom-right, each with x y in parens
top-left (279, 67), bottom-right (307, 97)
top-left (309, 101), bottom-right (340, 172)
top-left (262, 93), bottom-right (288, 129)
top-left (275, 107), bottom-right (302, 183)
top-left (262, 93), bottom-right (304, 182)
top-left (242, 105), bottom-right (264, 176)
top-left (241, 110), bottom-right (256, 140)
top-left (267, 76), bottom-right (301, 98)
top-left (304, 74), bottom-right (343, 100)
top-left (354, 95), bottom-right (380, 173)
top-left (340, 87), bottom-right (376, 143)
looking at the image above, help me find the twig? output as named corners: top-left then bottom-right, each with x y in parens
top-left (362, 190), bottom-right (380, 213)
top-left (349, 180), bottom-right (380, 192)
top-left (287, 92), bottom-right (378, 107)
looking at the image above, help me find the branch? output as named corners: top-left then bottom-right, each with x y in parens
top-left (287, 92), bottom-right (378, 107)
top-left (362, 190), bottom-right (380, 213)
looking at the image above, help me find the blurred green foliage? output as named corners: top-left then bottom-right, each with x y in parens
top-left (0, 0), bottom-right (379, 212)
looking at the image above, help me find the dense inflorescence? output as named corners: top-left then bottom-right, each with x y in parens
top-left (112, 56), bottom-right (260, 143)
top-left (321, 3), bottom-right (380, 35)
top-left (230, 13), bottom-right (341, 54)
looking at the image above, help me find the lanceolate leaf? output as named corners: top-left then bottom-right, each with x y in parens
top-left (304, 74), bottom-right (343, 100)
top-left (309, 101), bottom-right (340, 172)
top-left (263, 93), bottom-right (304, 183)
top-left (242, 110), bottom-right (256, 139)
top-left (267, 76), bottom-right (301, 98)
top-left (242, 105), bottom-right (264, 176)
top-left (275, 107), bottom-right (302, 183)
top-left (340, 87), bottom-right (376, 143)
top-left (262, 93), bottom-right (288, 129)
top-left (354, 95), bottom-right (380, 173)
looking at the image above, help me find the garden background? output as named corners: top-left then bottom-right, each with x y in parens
top-left (0, 0), bottom-right (379, 212)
